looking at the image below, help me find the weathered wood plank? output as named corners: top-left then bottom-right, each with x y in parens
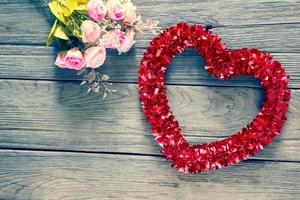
top-left (0, 46), bottom-right (299, 87)
top-left (0, 80), bottom-right (299, 161)
top-left (139, 23), bottom-right (300, 53)
top-left (2, 0), bottom-right (300, 28)
top-left (0, 150), bottom-right (299, 200)
top-left (0, 0), bottom-right (299, 52)
top-left (1, 22), bottom-right (300, 53)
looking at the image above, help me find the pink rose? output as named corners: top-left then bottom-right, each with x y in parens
top-left (84, 46), bottom-right (106, 68)
top-left (102, 29), bottom-right (135, 54)
top-left (123, 1), bottom-right (138, 24)
top-left (55, 48), bottom-right (86, 70)
top-left (55, 53), bottom-right (67, 68)
top-left (107, 0), bottom-right (125, 20)
top-left (102, 29), bottom-right (126, 49)
top-left (81, 20), bottom-right (101, 44)
top-left (117, 29), bottom-right (135, 54)
top-left (87, 0), bottom-right (107, 23)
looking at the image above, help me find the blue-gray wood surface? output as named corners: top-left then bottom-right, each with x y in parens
top-left (0, 0), bottom-right (299, 199)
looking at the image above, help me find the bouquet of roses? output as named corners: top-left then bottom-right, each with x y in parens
top-left (45, 0), bottom-right (160, 96)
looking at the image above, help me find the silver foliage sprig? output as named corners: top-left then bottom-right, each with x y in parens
top-left (136, 20), bottom-right (162, 35)
top-left (79, 68), bottom-right (116, 98)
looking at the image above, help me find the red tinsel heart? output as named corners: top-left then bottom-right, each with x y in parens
top-left (138, 23), bottom-right (291, 173)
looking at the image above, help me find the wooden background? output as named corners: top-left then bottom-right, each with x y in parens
top-left (0, 0), bottom-right (300, 199)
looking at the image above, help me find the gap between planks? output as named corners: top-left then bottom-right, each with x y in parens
top-left (0, 147), bottom-right (299, 164)
top-left (0, 78), bottom-right (299, 90)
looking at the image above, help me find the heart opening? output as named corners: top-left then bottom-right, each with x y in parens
top-left (166, 48), bottom-right (265, 146)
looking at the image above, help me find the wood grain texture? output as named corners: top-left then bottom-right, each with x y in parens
top-left (2, 0), bottom-right (300, 32)
top-left (1, 17), bottom-right (300, 53)
top-left (0, 80), bottom-right (299, 161)
top-left (0, 0), bottom-right (299, 199)
top-left (0, 46), bottom-right (300, 88)
top-left (1, 0), bottom-right (299, 88)
top-left (0, 150), bottom-right (299, 200)
top-left (4, 0), bottom-right (300, 25)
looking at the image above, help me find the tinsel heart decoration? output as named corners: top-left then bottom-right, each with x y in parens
top-left (138, 23), bottom-right (291, 174)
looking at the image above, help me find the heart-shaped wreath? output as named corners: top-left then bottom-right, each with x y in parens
top-left (138, 23), bottom-right (291, 174)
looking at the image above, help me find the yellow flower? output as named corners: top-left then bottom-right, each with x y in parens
top-left (77, 0), bottom-right (88, 11)
top-left (48, 0), bottom-right (87, 23)
top-left (47, 19), bottom-right (70, 45)
top-left (47, 0), bottom-right (88, 45)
